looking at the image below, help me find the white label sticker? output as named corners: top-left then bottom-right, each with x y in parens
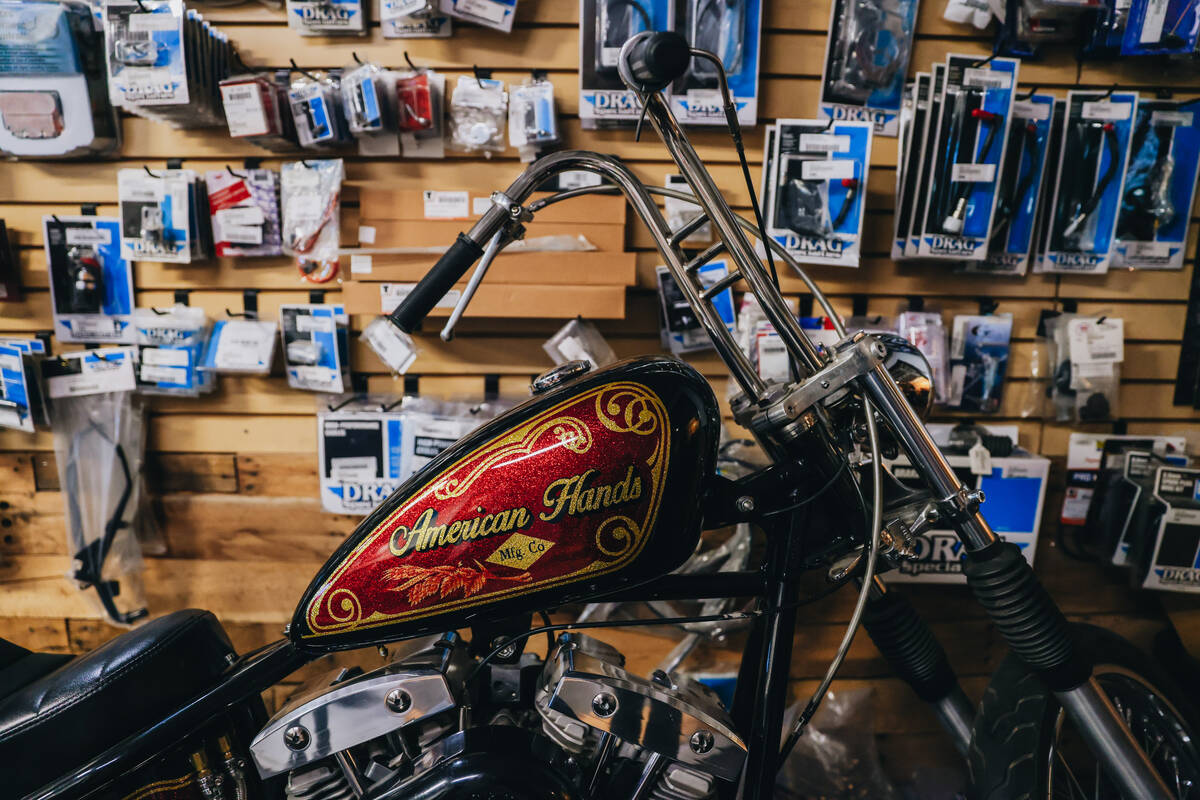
top-left (379, 283), bottom-right (461, 313)
top-left (559, 171), bottom-right (603, 190)
top-left (140, 363), bottom-right (187, 383)
top-left (1082, 101), bottom-right (1132, 121)
top-left (455, 0), bottom-right (507, 24)
top-left (220, 82), bottom-right (270, 138)
top-left (685, 89), bottom-right (723, 110)
top-left (217, 206), bottom-right (265, 227)
top-left (330, 455), bottom-right (379, 481)
top-left (472, 196), bottom-right (493, 216)
top-left (296, 314), bottom-right (335, 333)
top-left (222, 225), bottom-right (264, 245)
top-left (952, 162), bottom-right (997, 182)
top-left (969, 441), bottom-right (993, 476)
top-left (798, 133), bottom-right (851, 153)
top-left (141, 346), bottom-right (189, 367)
top-left (1127, 241), bottom-right (1172, 258)
top-left (1068, 317), bottom-right (1124, 364)
top-left (1139, 0), bottom-right (1170, 43)
top-left (1151, 110), bottom-right (1194, 127)
top-left (963, 67), bottom-right (1012, 89)
top-left (422, 190), bottom-right (470, 219)
top-left (801, 160), bottom-right (856, 181)
top-left (64, 227), bottom-right (112, 246)
top-left (1012, 100), bottom-right (1051, 121)
top-left (350, 254), bottom-right (373, 274)
top-left (129, 11), bottom-right (178, 31)
top-left (357, 225), bottom-right (376, 244)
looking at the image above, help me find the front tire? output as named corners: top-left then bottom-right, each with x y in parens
top-left (967, 624), bottom-right (1200, 799)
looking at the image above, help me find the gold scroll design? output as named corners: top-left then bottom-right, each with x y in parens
top-left (431, 416), bottom-right (592, 502)
top-left (596, 386), bottom-right (665, 472)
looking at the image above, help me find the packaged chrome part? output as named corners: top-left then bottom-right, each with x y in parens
top-left (200, 318), bottom-right (277, 375)
top-left (669, 0), bottom-right (762, 127)
top-left (281, 303), bottom-right (348, 393)
top-left (1121, 0), bottom-right (1198, 55)
top-left (1134, 466), bottom-right (1200, 593)
top-left (898, 310), bottom-right (950, 405)
top-left (288, 72), bottom-right (351, 147)
top-left (44, 215), bottom-right (135, 344)
top-left (381, 0), bottom-right (452, 36)
top-left (448, 74), bottom-right (507, 156)
top-left (117, 167), bottom-right (209, 264)
top-left (340, 61), bottom-right (395, 136)
top-left (579, 0), bottom-right (671, 128)
top-left (947, 313), bottom-right (1012, 413)
top-left (318, 395), bottom-right (408, 514)
top-left (819, 0), bottom-right (920, 136)
top-left (543, 317), bottom-right (617, 369)
top-left (907, 64), bottom-right (947, 254)
top-left (0, 0), bottom-right (120, 158)
top-left (132, 304), bottom-right (209, 396)
top-left (439, 0), bottom-right (516, 32)
top-left (1113, 99), bottom-right (1200, 270)
top-left (281, 159), bottom-right (343, 279)
top-left (1079, 0), bottom-right (1131, 58)
top-left (104, 0), bottom-right (187, 108)
top-left (0, 338), bottom-right (48, 434)
top-left (665, 174), bottom-right (711, 245)
top-left (509, 75), bottom-right (560, 159)
top-left (1044, 90), bottom-right (1138, 274)
top-left (220, 74), bottom-right (293, 148)
top-left (891, 76), bottom-right (923, 258)
top-left (397, 68), bottom-right (445, 157)
top-left (973, 92), bottom-right (1054, 275)
top-left (916, 54), bottom-right (1019, 261)
top-left (205, 168), bottom-right (282, 258)
top-left (656, 261), bottom-right (735, 354)
top-left (287, 0), bottom-right (366, 35)
top-left (763, 119), bottom-right (872, 268)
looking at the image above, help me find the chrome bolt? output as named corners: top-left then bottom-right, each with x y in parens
top-left (735, 496), bottom-right (755, 514)
top-left (690, 730), bottom-right (715, 754)
top-left (871, 342), bottom-right (887, 359)
top-left (592, 692), bottom-right (618, 717)
top-left (385, 688), bottom-right (412, 714)
top-left (924, 507), bottom-right (940, 524)
top-left (820, 379), bottom-right (830, 389)
top-left (283, 725), bottom-right (310, 751)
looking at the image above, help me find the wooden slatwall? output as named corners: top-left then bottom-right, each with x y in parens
top-left (1, 0), bottom-right (1199, 783)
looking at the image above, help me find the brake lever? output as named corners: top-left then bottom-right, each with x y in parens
top-left (439, 231), bottom-right (504, 342)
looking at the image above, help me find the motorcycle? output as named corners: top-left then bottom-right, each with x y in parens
top-left (5, 31), bottom-right (1199, 800)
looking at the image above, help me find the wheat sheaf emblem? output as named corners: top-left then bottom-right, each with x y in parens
top-left (383, 561), bottom-right (532, 605)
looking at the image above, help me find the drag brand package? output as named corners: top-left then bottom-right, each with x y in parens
top-left (1113, 99), bottom-right (1200, 270)
top-left (656, 262), bottom-right (735, 354)
top-left (668, 0), bottom-right (761, 127)
top-left (381, 0), bottom-right (452, 36)
top-left (1060, 432), bottom-right (1186, 527)
top-left (281, 159), bottom-right (343, 282)
top-left (819, 0), bottom-right (920, 135)
top-left (916, 55), bottom-right (1019, 261)
top-left (0, 0), bottom-right (120, 158)
top-left (200, 317), bottom-right (277, 375)
top-left (132, 304), bottom-right (210, 396)
top-left (118, 167), bottom-right (211, 264)
top-left (579, 0), bottom-right (671, 128)
top-left (44, 215), bottom-right (135, 344)
top-left (319, 395), bottom-right (407, 514)
top-left (205, 168), bottom-right (282, 258)
top-left (1088, 448), bottom-right (1184, 567)
top-left (907, 64), bottom-right (946, 254)
top-left (439, 0), bottom-right (516, 32)
top-left (0, 338), bottom-right (48, 433)
top-left (1044, 90), bottom-right (1138, 274)
top-left (104, 0), bottom-right (187, 108)
top-left (892, 74), bottom-right (927, 258)
top-left (280, 303), bottom-right (348, 393)
top-left (764, 119), bottom-right (872, 267)
top-left (1134, 467), bottom-right (1200, 593)
top-left (976, 93), bottom-right (1054, 274)
top-left (288, 71), bottom-right (352, 148)
top-left (287, 0), bottom-right (366, 35)
top-left (1121, 0), bottom-right (1199, 56)
top-left (948, 313), bottom-right (1012, 413)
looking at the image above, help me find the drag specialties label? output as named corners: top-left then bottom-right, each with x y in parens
top-left (302, 383), bottom-right (671, 637)
top-left (1145, 468), bottom-right (1200, 592)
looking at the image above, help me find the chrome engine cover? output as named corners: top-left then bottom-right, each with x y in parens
top-left (250, 634), bottom-right (469, 778)
top-left (535, 633), bottom-right (747, 782)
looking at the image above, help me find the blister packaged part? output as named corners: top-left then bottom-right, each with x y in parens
top-left (765, 119), bottom-right (872, 268)
top-left (281, 303), bottom-right (347, 392)
top-left (898, 310), bottom-right (950, 405)
top-left (543, 318), bottom-right (617, 368)
top-left (288, 71), bottom-right (351, 147)
top-left (117, 167), bottom-right (205, 263)
top-left (133, 304), bottom-right (209, 396)
top-left (596, 0), bottom-right (652, 72)
top-left (890, 77), bottom-right (920, 258)
top-left (439, 0), bottom-right (517, 32)
top-left (448, 74), bottom-right (507, 155)
top-left (397, 72), bottom-right (436, 132)
top-left (819, 0), bottom-right (920, 136)
top-left (362, 315), bottom-right (419, 375)
top-left (381, 0), bottom-right (452, 36)
top-left (579, 0), bottom-right (671, 129)
top-left (656, 262), bottom-right (735, 354)
top-left (287, 0), bottom-right (366, 35)
top-left (340, 61), bottom-right (395, 136)
top-left (104, 0), bottom-right (187, 108)
top-left (0, 339), bottom-right (48, 434)
top-left (1113, 99), bottom-right (1200, 270)
top-left (907, 64), bottom-right (947, 254)
top-left (200, 318), bottom-right (278, 375)
top-left (669, 0), bottom-right (762, 127)
top-left (1121, 0), bottom-right (1198, 55)
top-left (1044, 90), bottom-right (1138, 274)
top-left (948, 313), bottom-right (1013, 413)
top-left (509, 75), bottom-right (560, 157)
top-left (1066, 316), bottom-right (1123, 422)
top-left (281, 159), bottom-right (343, 278)
top-left (44, 215), bottom-right (136, 344)
top-left (205, 168), bottom-right (283, 258)
top-left (916, 54), bottom-right (1019, 261)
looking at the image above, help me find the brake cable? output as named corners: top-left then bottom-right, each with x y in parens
top-left (1062, 121), bottom-right (1119, 239)
top-left (989, 120), bottom-right (1041, 244)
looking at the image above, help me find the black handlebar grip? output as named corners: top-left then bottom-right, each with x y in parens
top-left (388, 232), bottom-right (483, 333)
top-left (624, 31), bottom-right (691, 91)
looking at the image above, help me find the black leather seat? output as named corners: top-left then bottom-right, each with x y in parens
top-left (0, 609), bottom-right (237, 799)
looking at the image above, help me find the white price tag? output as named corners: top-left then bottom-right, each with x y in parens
top-left (952, 162), bottom-right (997, 182)
top-left (455, 0), bottom-right (507, 24)
top-left (798, 133), bottom-right (851, 153)
top-left (141, 347), bottom-right (189, 367)
top-left (379, 283), bottom-right (461, 313)
top-left (1127, 241), bottom-right (1172, 258)
top-left (217, 206), bottom-right (265, 226)
top-left (72, 317), bottom-right (118, 338)
top-left (1073, 361), bottom-right (1115, 381)
top-left (330, 456), bottom-right (379, 481)
top-left (296, 314), bottom-right (335, 333)
top-left (222, 225), bottom-right (264, 245)
top-left (1012, 100), bottom-right (1051, 121)
top-left (1151, 110), bottom-right (1194, 127)
top-left (969, 441), bottom-right (993, 476)
top-left (801, 160), bottom-right (856, 181)
top-left (963, 68), bottom-right (1012, 89)
top-left (357, 225), bottom-right (376, 244)
top-left (422, 190), bottom-right (470, 219)
top-left (129, 11), bottom-right (178, 31)
top-left (1068, 317), bottom-right (1124, 364)
top-left (64, 227), bottom-right (112, 246)
top-left (220, 83), bottom-right (270, 138)
top-left (363, 317), bottom-right (419, 374)
top-left (1139, 0), bottom-right (1169, 43)
top-left (1082, 101), bottom-right (1132, 121)
top-left (140, 364), bottom-right (187, 384)
top-left (350, 254), bottom-right (373, 274)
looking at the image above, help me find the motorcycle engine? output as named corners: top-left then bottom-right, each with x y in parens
top-left (250, 633), bottom-right (744, 800)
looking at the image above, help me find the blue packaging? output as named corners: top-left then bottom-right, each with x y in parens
top-left (1113, 99), bottom-right (1200, 270)
top-left (1045, 90), bottom-right (1139, 274)
top-left (668, 0), bottom-right (761, 127)
top-left (819, 0), bottom-right (920, 136)
top-left (286, 0), bottom-right (365, 35)
top-left (1121, 0), bottom-right (1198, 56)
top-left (43, 215), bottom-right (136, 344)
top-left (281, 303), bottom-right (347, 393)
top-left (133, 305), bottom-right (210, 396)
top-left (908, 64), bottom-right (946, 255)
top-left (579, 0), bottom-right (672, 128)
top-left (948, 313), bottom-right (1013, 414)
top-left (917, 55), bottom-right (1020, 261)
top-left (103, 0), bottom-right (188, 107)
top-left (0, 342), bottom-right (40, 433)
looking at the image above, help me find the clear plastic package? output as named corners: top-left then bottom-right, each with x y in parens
top-left (281, 159), bottom-right (343, 282)
top-left (133, 304), bottom-right (210, 397)
top-left (543, 318), bottom-right (617, 369)
top-left (508, 75), bottom-right (559, 158)
top-left (448, 74), bottom-right (507, 156)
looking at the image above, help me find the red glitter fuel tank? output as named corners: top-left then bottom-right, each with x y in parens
top-left (291, 357), bottom-right (721, 651)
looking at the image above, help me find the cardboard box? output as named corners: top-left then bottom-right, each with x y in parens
top-left (347, 251), bottom-right (637, 286)
top-left (341, 280), bottom-right (627, 320)
top-left (357, 189), bottom-right (627, 227)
